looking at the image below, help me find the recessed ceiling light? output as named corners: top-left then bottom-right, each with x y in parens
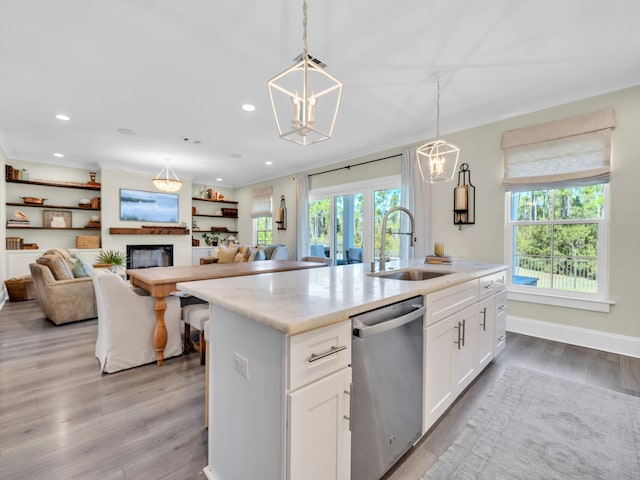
top-left (242, 104), bottom-right (256, 112)
top-left (117, 128), bottom-right (136, 135)
top-left (53, 153), bottom-right (64, 158)
top-left (54, 114), bottom-right (70, 121)
top-left (230, 153), bottom-right (243, 159)
top-left (265, 161), bottom-right (273, 165)
top-left (216, 178), bottom-right (223, 182)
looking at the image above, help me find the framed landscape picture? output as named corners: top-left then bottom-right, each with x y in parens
top-left (119, 188), bottom-right (179, 223)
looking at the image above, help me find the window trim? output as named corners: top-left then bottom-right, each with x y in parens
top-left (504, 184), bottom-right (612, 312)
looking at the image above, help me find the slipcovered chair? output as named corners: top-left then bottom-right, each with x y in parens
top-left (29, 248), bottom-right (97, 325)
top-left (91, 268), bottom-right (183, 373)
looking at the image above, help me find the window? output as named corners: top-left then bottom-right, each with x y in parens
top-left (501, 108), bottom-right (614, 311)
top-left (254, 216), bottom-right (273, 245)
top-left (251, 186), bottom-right (272, 245)
top-left (506, 185), bottom-right (607, 297)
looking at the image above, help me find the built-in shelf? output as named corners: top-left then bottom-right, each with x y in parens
top-left (6, 202), bottom-right (100, 211)
top-left (5, 227), bottom-right (101, 231)
top-left (193, 213), bottom-right (238, 219)
top-left (6, 178), bottom-right (101, 191)
top-left (192, 197), bottom-right (238, 204)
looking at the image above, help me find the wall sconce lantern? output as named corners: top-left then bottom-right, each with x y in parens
top-left (275, 195), bottom-right (287, 230)
top-left (453, 163), bottom-right (475, 230)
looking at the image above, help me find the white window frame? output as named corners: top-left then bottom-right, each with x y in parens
top-left (504, 185), bottom-right (613, 312)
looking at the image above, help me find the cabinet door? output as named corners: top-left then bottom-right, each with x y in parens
top-left (424, 315), bottom-right (456, 432)
top-left (477, 296), bottom-right (495, 371)
top-left (451, 304), bottom-right (478, 396)
top-left (288, 367), bottom-right (352, 480)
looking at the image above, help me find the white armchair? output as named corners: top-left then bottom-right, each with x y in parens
top-left (91, 269), bottom-right (183, 373)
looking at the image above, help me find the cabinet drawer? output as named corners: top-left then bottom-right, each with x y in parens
top-left (478, 270), bottom-right (506, 299)
top-left (289, 321), bottom-right (351, 391)
top-left (494, 290), bottom-right (507, 356)
top-left (426, 280), bottom-right (478, 327)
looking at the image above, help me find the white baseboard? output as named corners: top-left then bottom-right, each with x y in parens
top-left (507, 315), bottom-right (640, 359)
top-left (203, 466), bottom-right (216, 480)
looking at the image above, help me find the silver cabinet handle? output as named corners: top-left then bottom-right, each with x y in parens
top-left (484, 281), bottom-right (495, 290)
top-left (343, 382), bottom-right (353, 431)
top-left (461, 319), bottom-right (466, 347)
top-left (454, 321), bottom-right (462, 350)
top-left (498, 335), bottom-right (506, 342)
top-left (308, 345), bottom-right (347, 363)
top-left (480, 307), bottom-right (487, 331)
top-left (498, 304), bottom-right (507, 311)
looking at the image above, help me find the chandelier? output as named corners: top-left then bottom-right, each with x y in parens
top-left (267, 0), bottom-right (342, 145)
top-left (152, 160), bottom-right (183, 193)
top-left (417, 78), bottom-right (459, 183)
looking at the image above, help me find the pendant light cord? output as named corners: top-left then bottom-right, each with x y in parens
top-left (435, 79), bottom-right (441, 140)
top-left (302, 0), bottom-right (308, 57)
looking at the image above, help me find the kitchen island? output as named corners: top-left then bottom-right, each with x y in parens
top-left (177, 259), bottom-right (507, 480)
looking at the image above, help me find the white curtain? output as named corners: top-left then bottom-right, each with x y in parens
top-left (295, 174), bottom-right (309, 260)
top-left (401, 146), bottom-right (430, 259)
top-left (502, 107), bottom-right (615, 191)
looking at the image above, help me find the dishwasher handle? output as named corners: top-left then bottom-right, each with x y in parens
top-left (353, 305), bottom-right (426, 338)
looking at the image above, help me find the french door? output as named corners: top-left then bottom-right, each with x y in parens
top-left (309, 176), bottom-right (401, 266)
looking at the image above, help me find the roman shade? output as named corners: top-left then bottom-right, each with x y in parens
top-left (251, 186), bottom-right (273, 218)
top-left (501, 107), bottom-right (615, 191)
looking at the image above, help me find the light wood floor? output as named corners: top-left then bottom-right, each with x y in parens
top-left (1, 299), bottom-right (639, 480)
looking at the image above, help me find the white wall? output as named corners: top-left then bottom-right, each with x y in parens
top-left (100, 168), bottom-right (193, 267)
top-left (272, 85), bottom-right (640, 341)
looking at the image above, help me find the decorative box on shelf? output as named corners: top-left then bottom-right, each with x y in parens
top-left (76, 235), bottom-right (101, 249)
top-left (221, 208), bottom-right (238, 218)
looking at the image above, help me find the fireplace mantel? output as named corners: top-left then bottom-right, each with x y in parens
top-left (109, 227), bottom-right (189, 235)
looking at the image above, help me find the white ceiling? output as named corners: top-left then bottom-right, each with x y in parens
top-left (1, 0), bottom-right (639, 187)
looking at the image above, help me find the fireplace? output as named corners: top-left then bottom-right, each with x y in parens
top-left (127, 244), bottom-right (174, 270)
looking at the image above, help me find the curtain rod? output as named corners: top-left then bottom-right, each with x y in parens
top-left (307, 153), bottom-right (402, 178)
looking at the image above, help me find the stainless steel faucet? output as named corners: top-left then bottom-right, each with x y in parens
top-left (379, 207), bottom-right (416, 271)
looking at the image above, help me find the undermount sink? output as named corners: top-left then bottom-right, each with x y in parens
top-left (374, 270), bottom-right (450, 281)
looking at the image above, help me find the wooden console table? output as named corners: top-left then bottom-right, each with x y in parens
top-left (127, 260), bottom-right (327, 365)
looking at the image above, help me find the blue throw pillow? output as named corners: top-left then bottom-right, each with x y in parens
top-left (69, 255), bottom-right (94, 278)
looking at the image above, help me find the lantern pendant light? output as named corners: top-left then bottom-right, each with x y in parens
top-left (417, 78), bottom-right (460, 182)
top-left (267, 0), bottom-right (343, 145)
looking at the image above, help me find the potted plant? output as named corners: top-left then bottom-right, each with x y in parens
top-left (202, 232), bottom-right (220, 246)
top-left (95, 250), bottom-right (128, 272)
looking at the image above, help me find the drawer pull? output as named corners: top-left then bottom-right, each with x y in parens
top-left (308, 345), bottom-right (347, 363)
top-left (498, 304), bottom-right (508, 311)
top-left (484, 282), bottom-right (495, 290)
top-left (480, 307), bottom-right (487, 331)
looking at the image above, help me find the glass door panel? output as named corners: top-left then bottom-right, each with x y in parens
top-left (334, 193), bottom-right (364, 265)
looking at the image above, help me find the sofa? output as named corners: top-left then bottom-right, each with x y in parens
top-left (29, 248), bottom-right (97, 325)
top-left (200, 244), bottom-right (288, 264)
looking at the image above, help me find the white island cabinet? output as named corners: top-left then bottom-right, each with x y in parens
top-left (177, 260), bottom-right (507, 480)
top-left (203, 305), bottom-right (351, 480)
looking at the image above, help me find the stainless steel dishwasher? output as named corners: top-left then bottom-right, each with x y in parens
top-left (351, 296), bottom-right (426, 480)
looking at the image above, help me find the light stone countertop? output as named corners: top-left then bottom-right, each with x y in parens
top-left (177, 259), bottom-right (507, 335)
